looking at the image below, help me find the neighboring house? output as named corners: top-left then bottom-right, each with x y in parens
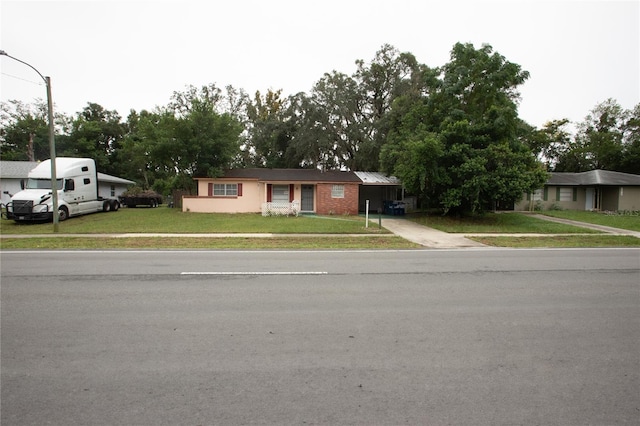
top-left (182, 168), bottom-right (404, 215)
top-left (515, 170), bottom-right (640, 212)
top-left (0, 160), bottom-right (135, 205)
top-left (96, 172), bottom-right (136, 199)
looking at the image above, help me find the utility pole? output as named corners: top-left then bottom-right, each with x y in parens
top-left (1, 50), bottom-right (59, 232)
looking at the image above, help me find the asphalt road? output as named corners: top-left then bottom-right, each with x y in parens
top-left (1, 249), bottom-right (639, 425)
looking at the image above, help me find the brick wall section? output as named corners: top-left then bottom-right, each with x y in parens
top-left (316, 183), bottom-right (359, 215)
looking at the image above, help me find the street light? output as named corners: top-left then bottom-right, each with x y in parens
top-left (0, 50), bottom-right (59, 232)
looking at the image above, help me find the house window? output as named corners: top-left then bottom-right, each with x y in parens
top-left (110, 185), bottom-right (116, 197)
top-left (331, 184), bottom-right (345, 198)
top-left (271, 185), bottom-right (290, 203)
top-left (213, 183), bottom-right (238, 196)
top-left (558, 187), bottom-right (573, 202)
top-left (532, 189), bottom-right (543, 201)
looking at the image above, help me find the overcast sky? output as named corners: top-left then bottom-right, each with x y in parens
top-left (1, 0), bottom-right (638, 130)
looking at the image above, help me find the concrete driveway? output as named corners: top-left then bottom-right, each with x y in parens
top-left (381, 218), bottom-right (486, 248)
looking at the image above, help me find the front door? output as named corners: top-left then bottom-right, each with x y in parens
top-left (301, 185), bottom-right (314, 212)
top-left (585, 188), bottom-right (595, 210)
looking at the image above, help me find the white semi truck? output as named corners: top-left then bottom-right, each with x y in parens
top-left (5, 157), bottom-right (122, 222)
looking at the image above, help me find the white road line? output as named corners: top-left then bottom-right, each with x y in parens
top-left (181, 271), bottom-right (329, 275)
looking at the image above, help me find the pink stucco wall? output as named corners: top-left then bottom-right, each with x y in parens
top-left (183, 178), bottom-right (360, 214)
top-left (183, 179), bottom-right (263, 213)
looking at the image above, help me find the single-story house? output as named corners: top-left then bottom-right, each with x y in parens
top-left (515, 169), bottom-right (640, 212)
top-left (182, 168), bottom-right (405, 215)
top-left (0, 160), bottom-right (135, 206)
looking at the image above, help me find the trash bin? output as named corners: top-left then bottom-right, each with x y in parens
top-left (384, 201), bottom-right (405, 216)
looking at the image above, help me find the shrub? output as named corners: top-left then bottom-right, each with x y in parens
top-left (548, 202), bottom-right (563, 211)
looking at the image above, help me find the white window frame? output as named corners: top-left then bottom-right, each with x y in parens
top-left (271, 184), bottom-right (290, 203)
top-left (559, 187), bottom-right (573, 202)
top-left (214, 183), bottom-right (238, 196)
top-left (331, 184), bottom-right (345, 198)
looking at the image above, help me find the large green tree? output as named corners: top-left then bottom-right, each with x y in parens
top-left (523, 119), bottom-right (574, 171)
top-left (61, 102), bottom-right (125, 175)
top-left (292, 44), bottom-right (423, 171)
top-left (352, 44), bottom-right (423, 170)
top-left (176, 99), bottom-right (243, 178)
top-left (620, 104), bottom-right (640, 174)
top-left (119, 109), bottom-right (166, 189)
top-left (286, 91), bottom-right (338, 170)
top-left (382, 43), bottom-right (547, 215)
top-left (244, 89), bottom-right (302, 168)
top-left (0, 100), bottom-right (65, 161)
top-left (307, 70), bottom-right (363, 170)
top-left (120, 86), bottom-right (244, 193)
top-left (552, 99), bottom-right (640, 173)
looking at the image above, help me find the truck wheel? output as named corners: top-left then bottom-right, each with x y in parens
top-left (110, 200), bottom-right (120, 211)
top-left (103, 200), bottom-right (111, 212)
top-left (58, 206), bottom-right (69, 221)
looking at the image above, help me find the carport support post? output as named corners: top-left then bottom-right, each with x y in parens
top-left (378, 208), bottom-right (382, 229)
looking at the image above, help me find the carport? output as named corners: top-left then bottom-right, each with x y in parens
top-left (355, 171), bottom-right (404, 213)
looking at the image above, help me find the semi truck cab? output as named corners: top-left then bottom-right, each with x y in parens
top-left (5, 158), bottom-right (120, 222)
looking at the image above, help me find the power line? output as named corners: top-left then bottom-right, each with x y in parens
top-left (1, 72), bottom-right (44, 86)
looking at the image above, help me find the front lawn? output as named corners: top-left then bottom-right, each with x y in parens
top-left (407, 212), bottom-right (600, 234)
top-left (0, 208), bottom-right (386, 235)
top-left (541, 210), bottom-right (640, 232)
top-left (0, 235), bottom-right (417, 250)
top-left (470, 235), bottom-right (640, 248)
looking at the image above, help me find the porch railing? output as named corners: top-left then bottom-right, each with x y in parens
top-left (262, 200), bottom-right (300, 217)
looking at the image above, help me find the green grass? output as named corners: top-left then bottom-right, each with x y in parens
top-left (407, 212), bottom-right (600, 234)
top-left (470, 235), bottom-right (640, 248)
top-left (2, 208), bottom-right (638, 250)
top-left (0, 235), bottom-right (418, 250)
top-left (541, 210), bottom-right (640, 232)
top-left (0, 208), bottom-right (388, 235)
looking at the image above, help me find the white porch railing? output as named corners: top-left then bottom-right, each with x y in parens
top-left (262, 200), bottom-right (300, 217)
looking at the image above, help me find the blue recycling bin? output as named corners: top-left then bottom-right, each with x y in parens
top-left (384, 201), bottom-right (405, 215)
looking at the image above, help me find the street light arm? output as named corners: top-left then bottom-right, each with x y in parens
top-left (0, 50), bottom-right (48, 85)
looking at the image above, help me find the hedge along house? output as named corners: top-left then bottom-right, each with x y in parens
top-left (515, 170), bottom-right (640, 212)
top-left (182, 168), bottom-right (363, 215)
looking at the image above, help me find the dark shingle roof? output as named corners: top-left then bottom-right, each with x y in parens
top-left (220, 168), bottom-right (362, 183)
top-left (549, 170), bottom-right (640, 186)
